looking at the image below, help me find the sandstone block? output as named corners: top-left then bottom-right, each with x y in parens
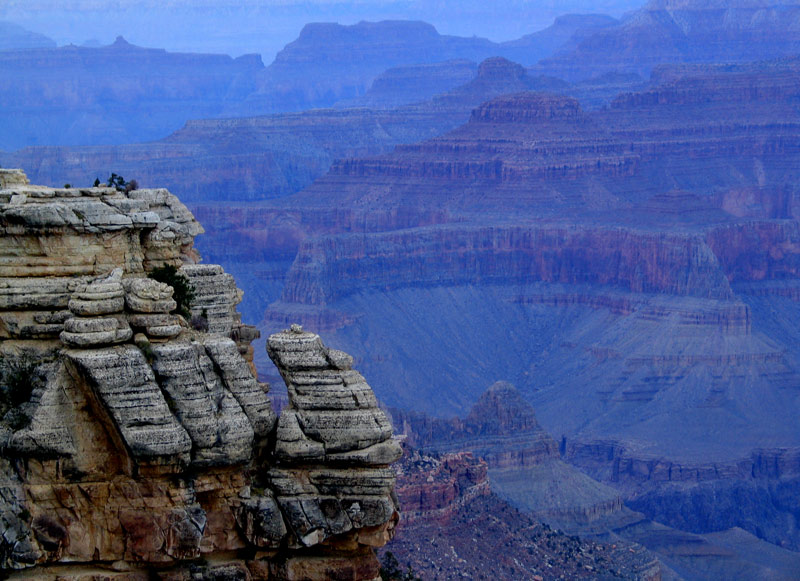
top-left (274, 411), bottom-right (325, 461)
top-left (125, 295), bottom-right (177, 314)
top-left (59, 329), bottom-right (132, 348)
top-left (181, 264), bottom-right (241, 335)
top-left (203, 336), bottom-right (276, 438)
top-left (66, 346), bottom-right (192, 461)
top-left (68, 296), bottom-right (125, 316)
top-left (128, 313), bottom-right (176, 328)
top-left (326, 440), bottom-right (403, 466)
top-left (63, 317), bottom-right (119, 334)
top-left (151, 342), bottom-right (254, 466)
top-left (125, 278), bottom-right (174, 302)
top-left (145, 325), bottom-right (182, 339)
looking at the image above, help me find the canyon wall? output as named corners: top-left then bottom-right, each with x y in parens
top-left (243, 60), bottom-right (800, 562)
top-left (0, 170), bottom-right (401, 580)
top-left (387, 445), bottom-right (662, 580)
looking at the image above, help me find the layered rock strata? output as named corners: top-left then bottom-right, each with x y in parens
top-left (0, 173), bottom-right (400, 580)
top-left (393, 382), bottom-right (624, 527)
top-left (263, 325), bottom-right (401, 552)
top-left (386, 445), bottom-right (662, 580)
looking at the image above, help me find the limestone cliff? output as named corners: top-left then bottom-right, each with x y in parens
top-left (0, 170), bottom-right (400, 580)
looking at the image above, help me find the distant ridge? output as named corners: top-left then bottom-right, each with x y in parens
top-left (0, 21), bottom-right (56, 51)
top-left (536, 0), bottom-right (800, 80)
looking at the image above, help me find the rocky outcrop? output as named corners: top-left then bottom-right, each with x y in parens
top-left (393, 382), bottom-right (624, 527)
top-left (393, 448), bottom-right (490, 524)
top-left (386, 446), bottom-right (662, 580)
top-left (256, 326), bottom-right (401, 559)
top-left (0, 173), bottom-right (400, 580)
top-left (394, 381), bottom-right (559, 469)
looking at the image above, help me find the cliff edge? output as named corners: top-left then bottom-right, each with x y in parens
top-left (0, 169), bottom-right (401, 580)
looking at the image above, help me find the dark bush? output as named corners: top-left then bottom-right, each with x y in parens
top-left (147, 265), bottom-right (195, 319)
top-left (106, 173), bottom-right (138, 192)
top-left (380, 552), bottom-right (421, 581)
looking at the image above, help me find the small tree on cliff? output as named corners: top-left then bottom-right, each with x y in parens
top-left (147, 265), bottom-right (195, 319)
top-left (106, 173), bottom-right (139, 193)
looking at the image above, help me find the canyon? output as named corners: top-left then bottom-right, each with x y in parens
top-left (1, 56), bottom-right (638, 206)
top-left (236, 58), bottom-right (800, 566)
top-left (8, 51), bottom-right (800, 570)
top-left (5, 2), bottom-right (800, 576)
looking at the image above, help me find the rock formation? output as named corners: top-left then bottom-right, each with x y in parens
top-left (0, 170), bottom-right (400, 580)
top-left (393, 382), bottom-right (624, 527)
top-left (386, 445), bottom-right (662, 580)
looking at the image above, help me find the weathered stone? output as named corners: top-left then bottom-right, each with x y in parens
top-left (63, 317), bottom-right (119, 334)
top-left (274, 411), bottom-right (325, 461)
top-left (125, 294), bottom-right (177, 314)
top-left (267, 328), bottom-right (396, 460)
top-left (0, 175), bottom-right (398, 580)
top-left (203, 336), bottom-right (276, 438)
top-left (145, 325), bottom-right (182, 339)
top-left (150, 342), bottom-right (253, 466)
top-left (59, 327), bottom-right (132, 347)
top-left (66, 346), bottom-right (192, 462)
top-left (326, 440), bottom-right (403, 466)
top-left (128, 313), bottom-right (176, 328)
top-left (164, 507), bottom-right (206, 560)
top-left (0, 278), bottom-right (84, 310)
top-left (181, 264), bottom-right (241, 335)
top-left (124, 277), bottom-right (174, 303)
top-left (67, 296), bottom-right (125, 316)
top-left (0, 169), bottom-right (29, 188)
top-left (235, 493), bottom-right (287, 548)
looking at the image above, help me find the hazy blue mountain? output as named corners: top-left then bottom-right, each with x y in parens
top-left (536, 0), bottom-right (800, 80)
top-left (0, 1), bottom-right (646, 60)
top-left (0, 21), bottom-right (56, 50)
top-left (0, 17), bottom-right (626, 148)
top-left (0, 36), bottom-right (263, 149)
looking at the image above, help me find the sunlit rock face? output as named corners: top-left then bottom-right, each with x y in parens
top-left (0, 172), bottom-right (400, 580)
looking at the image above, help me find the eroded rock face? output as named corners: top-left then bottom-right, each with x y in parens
top-left (0, 174), bottom-right (400, 580)
top-left (263, 325), bottom-right (401, 551)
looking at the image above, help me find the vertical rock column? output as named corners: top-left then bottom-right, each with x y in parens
top-left (259, 325), bottom-right (402, 580)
